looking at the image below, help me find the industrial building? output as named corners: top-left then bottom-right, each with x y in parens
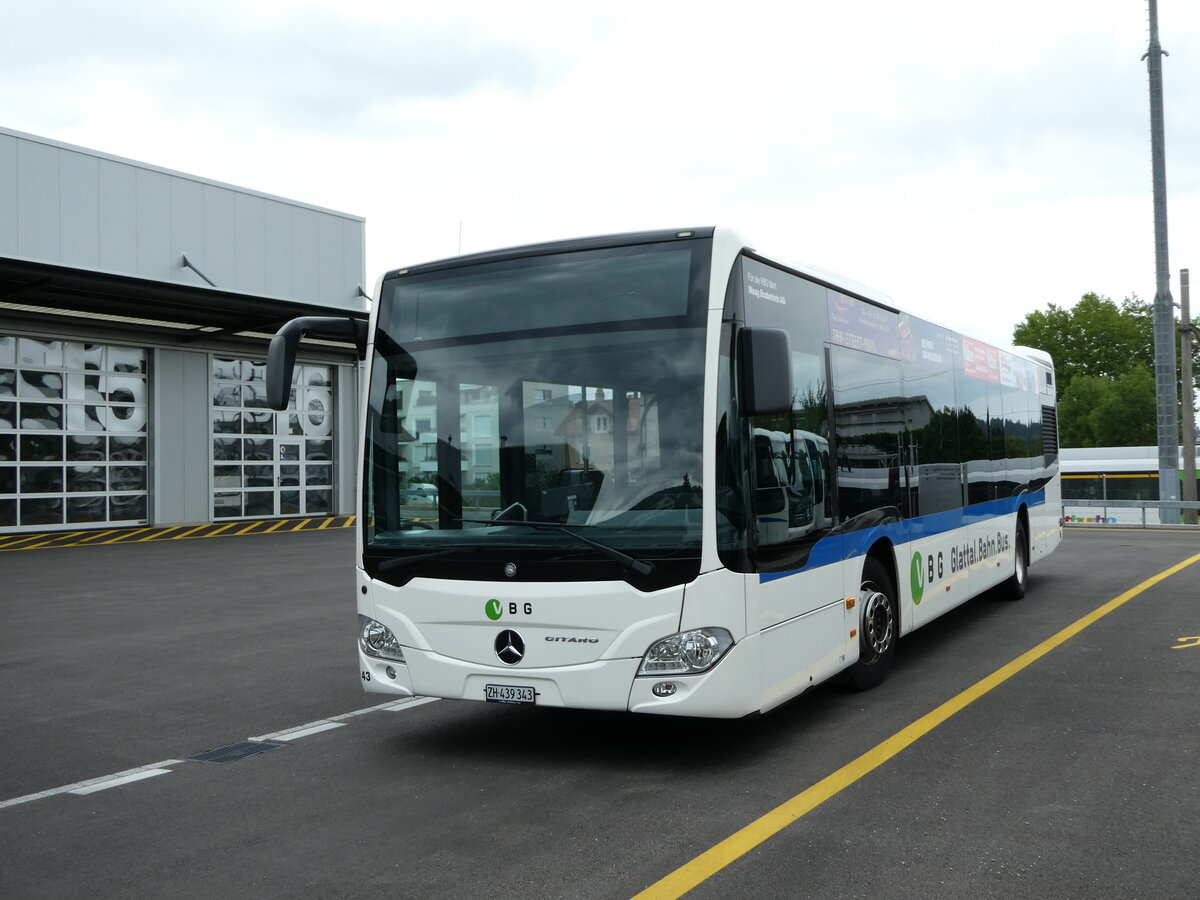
top-left (0, 126), bottom-right (366, 533)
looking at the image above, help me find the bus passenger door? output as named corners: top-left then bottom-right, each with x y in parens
top-left (829, 346), bottom-right (912, 636)
top-left (830, 347), bottom-right (911, 525)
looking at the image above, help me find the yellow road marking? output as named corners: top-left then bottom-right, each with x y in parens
top-left (75, 529), bottom-right (119, 544)
top-left (101, 528), bottom-right (157, 544)
top-left (1, 517), bottom-right (358, 548)
top-left (15, 531), bottom-right (88, 550)
top-left (0, 536), bottom-right (41, 550)
top-left (169, 525), bottom-right (209, 540)
top-left (631, 550), bottom-right (1200, 900)
top-left (138, 526), bottom-right (181, 542)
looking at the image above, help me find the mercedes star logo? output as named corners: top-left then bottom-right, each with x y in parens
top-left (495, 629), bottom-right (525, 665)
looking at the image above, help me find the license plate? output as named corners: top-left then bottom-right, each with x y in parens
top-left (485, 683), bottom-right (535, 705)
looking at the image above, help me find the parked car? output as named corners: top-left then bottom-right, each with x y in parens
top-left (402, 482), bottom-right (439, 505)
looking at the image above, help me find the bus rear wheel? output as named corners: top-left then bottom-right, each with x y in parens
top-left (848, 557), bottom-right (897, 691)
top-left (1003, 519), bottom-right (1028, 601)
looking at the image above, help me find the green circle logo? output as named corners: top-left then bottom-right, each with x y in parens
top-left (910, 552), bottom-right (925, 605)
top-left (485, 599), bottom-right (503, 621)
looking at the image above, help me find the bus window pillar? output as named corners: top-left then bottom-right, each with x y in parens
top-left (435, 381), bottom-right (463, 529)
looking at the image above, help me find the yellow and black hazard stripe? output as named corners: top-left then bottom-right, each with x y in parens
top-left (0, 515), bottom-right (370, 551)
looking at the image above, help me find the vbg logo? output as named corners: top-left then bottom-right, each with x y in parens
top-left (484, 599), bottom-right (535, 620)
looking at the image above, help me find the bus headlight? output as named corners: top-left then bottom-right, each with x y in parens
top-left (638, 627), bottom-right (733, 676)
top-left (359, 615), bottom-right (406, 663)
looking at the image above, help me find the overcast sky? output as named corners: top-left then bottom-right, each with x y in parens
top-left (4, 0), bottom-right (1199, 348)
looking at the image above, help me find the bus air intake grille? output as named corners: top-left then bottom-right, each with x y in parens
top-left (1042, 405), bottom-right (1060, 460)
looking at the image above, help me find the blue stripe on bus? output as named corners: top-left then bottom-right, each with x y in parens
top-left (759, 491), bottom-right (1047, 583)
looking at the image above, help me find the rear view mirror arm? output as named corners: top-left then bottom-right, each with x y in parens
top-left (266, 316), bottom-right (367, 411)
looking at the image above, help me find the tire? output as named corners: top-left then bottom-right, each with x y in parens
top-left (1003, 518), bottom-right (1029, 601)
top-left (847, 556), bottom-right (898, 691)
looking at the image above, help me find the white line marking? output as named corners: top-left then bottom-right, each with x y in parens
top-left (247, 697), bottom-right (438, 741)
top-left (380, 697), bottom-right (439, 712)
top-left (69, 769), bottom-right (173, 795)
top-left (327, 696), bottom-right (438, 718)
top-left (0, 760), bottom-right (185, 810)
top-left (252, 721), bottom-right (345, 742)
top-left (1, 696), bottom-right (440, 811)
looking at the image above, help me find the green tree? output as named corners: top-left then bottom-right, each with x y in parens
top-left (1014, 292), bottom-right (1197, 447)
top-left (1057, 364), bottom-right (1157, 447)
top-left (1013, 293), bottom-right (1153, 384)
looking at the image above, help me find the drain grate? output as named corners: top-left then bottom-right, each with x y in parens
top-left (189, 740), bottom-right (285, 765)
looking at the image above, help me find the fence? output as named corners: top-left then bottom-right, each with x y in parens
top-left (1062, 499), bottom-right (1200, 528)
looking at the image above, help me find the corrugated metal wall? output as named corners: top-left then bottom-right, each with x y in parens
top-left (0, 127), bottom-right (365, 312)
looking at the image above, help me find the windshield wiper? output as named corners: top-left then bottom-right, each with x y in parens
top-left (376, 548), bottom-right (458, 572)
top-left (456, 518), bottom-right (655, 577)
top-left (377, 539), bottom-right (551, 572)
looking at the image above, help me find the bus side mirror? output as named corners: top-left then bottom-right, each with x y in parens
top-left (266, 316), bottom-right (367, 410)
top-left (738, 327), bottom-right (793, 417)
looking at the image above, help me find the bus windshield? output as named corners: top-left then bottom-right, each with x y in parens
top-left (364, 239), bottom-right (710, 574)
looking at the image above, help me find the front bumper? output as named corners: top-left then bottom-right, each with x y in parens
top-left (359, 633), bottom-right (760, 719)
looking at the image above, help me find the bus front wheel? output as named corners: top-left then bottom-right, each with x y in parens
top-left (848, 557), bottom-right (897, 691)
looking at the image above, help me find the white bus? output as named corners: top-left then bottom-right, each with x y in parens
top-left (267, 228), bottom-right (1062, 718)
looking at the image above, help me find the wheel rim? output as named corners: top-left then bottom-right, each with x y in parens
top-left (1015, 533), bottom-right (1027, 587)
top-left (860, 584), bottom-right (894, 663)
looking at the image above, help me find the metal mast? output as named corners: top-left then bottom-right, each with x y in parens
top-left (1144, 0), bottom-right (1179, 521)
top-left (1182, 269), bottom-right (1196, 524)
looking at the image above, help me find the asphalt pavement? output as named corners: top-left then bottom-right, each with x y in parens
top-left (1, 527), bottom-right (1198, 899)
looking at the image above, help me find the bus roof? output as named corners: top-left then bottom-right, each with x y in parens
top-left (382, 225), bottom-right (1050, 372)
